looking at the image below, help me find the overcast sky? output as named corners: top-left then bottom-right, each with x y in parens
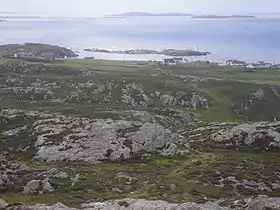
top-left (1, 0), bottom-right (280, 16)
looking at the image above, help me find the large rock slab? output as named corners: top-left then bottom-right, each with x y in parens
top-left (1, 109), bottom-right (186, 163)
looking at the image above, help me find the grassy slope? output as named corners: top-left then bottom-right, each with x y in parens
top-left (1, 58), bottom-right (280, 206)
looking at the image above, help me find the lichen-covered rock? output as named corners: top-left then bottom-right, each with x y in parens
top-left (23, 180), bottom-right (41, 195)
top-left (1, 109), bottom-right (185, 163)
top-left (246, 195), bottom-right (280, 210)
top-left (34, 118), bottom-right (184, 162)
top-left (0, 199), bottom-right (8, 210)
top-left (210, 122), bottom-right (280, 149)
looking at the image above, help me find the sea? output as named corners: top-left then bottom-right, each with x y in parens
top-left (0, 15), bottom-right (280, 63)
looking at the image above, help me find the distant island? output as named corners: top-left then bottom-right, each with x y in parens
top-left (0, 43), bottom-right (78, 60)
top-left (117, 12), bottom-right (192, 17)
top-left (114, 12), bottom-right (257, 19)
top-left (84, 48), bottom-right (210, 57)
top-left (191, 15), bottom-right (257, 19)
top-left (0, 19), bottom-right (6, 22)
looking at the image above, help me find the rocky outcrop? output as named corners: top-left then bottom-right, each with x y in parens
top-left (235, 88), bottom-right (265, 113)
top-left (246, 195), bottom-right (280, 210)
top-left (34, 120), bottom-right (184, 162)
top-left (111, 109), bottom-right (198, 128)
top-left (210, 122), bottom-right (280, 149)
top-left (0, 62), bottom-right (209, 109)
top-left (5, 196), bottom-right (280, 210)
top-left (1, 109), bottom-right (186, 163)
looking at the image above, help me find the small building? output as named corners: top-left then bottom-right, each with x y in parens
top-left (226, 59), bottom-right (247, 66)
top-left (163, 57), bottom-right (184, 65)
top-left (173, 57), bottom-right (183, 63)
top-left (84, 57), bottom-right (95, 60)
top-left (163, 58), bottom-right (176, 65)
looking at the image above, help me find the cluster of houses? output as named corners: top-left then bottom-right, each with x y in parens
top-left (12, 52), bottom-right (56, 62)
top-left (163, 57), bottom-right (187, 65)
top-left (162, 57), bottom-right (280, 69)
top-left (222, 59), bottom-right (280, 69)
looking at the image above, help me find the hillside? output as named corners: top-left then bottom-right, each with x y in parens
top-left (0, 57), bottom-right (280, 209)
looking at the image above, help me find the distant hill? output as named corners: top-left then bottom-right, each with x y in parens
top-left (0, 43), bottom-right (78, 59)
top-left (191, 15), bottom-right (257, 19)
top-left (118, 12), bottom-right (192, 17)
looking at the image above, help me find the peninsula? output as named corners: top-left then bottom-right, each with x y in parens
top-left (84, 48), bottom-right (210, 56)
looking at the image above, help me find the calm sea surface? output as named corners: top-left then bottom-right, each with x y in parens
top-left (0, 16), bottom-right (280, 62)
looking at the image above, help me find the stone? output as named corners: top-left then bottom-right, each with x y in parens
top-left (53, 172), bottom-right (69, 179)
top-left (0, 199), bottom-right (8, 210)
top-left (23, 180), bottom-right (40, 195)
top-left (22, 179), bottom-right (53, 195)
top-left (41, 179), bottom-right (54, 193)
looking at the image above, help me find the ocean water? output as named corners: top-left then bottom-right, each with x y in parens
top-left (0, 16), bottom-right (280, 62)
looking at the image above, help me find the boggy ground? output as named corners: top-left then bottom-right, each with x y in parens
top-left (1, 58), bottom-right (280, 209)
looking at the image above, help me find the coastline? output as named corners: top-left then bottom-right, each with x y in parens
top-left (79, 51), bottom-right (209, 62)
top-left (84, 48), bottom-right (210, 57)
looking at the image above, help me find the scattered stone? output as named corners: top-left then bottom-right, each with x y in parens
top-left (53, 172), bottom-right (69, 179)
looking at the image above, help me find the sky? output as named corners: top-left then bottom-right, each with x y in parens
top-left (1, 0), bottom-right (280, 16)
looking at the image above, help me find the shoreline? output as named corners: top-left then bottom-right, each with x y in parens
top-left (84, 48), bottom-right (211, 57)
top-left (79, 51), bottom-right (279, 65)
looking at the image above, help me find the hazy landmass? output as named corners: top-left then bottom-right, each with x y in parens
top-left (115, 12), bottom-right (257, 19)
top-left (118, 12), bottom-right (192, 17)
top-left (0, 15), bottom-right (41, 19)
top-left (191, 15), bottom-right (257, 19)
top-left (84, 48), bottom-right (210, 56)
